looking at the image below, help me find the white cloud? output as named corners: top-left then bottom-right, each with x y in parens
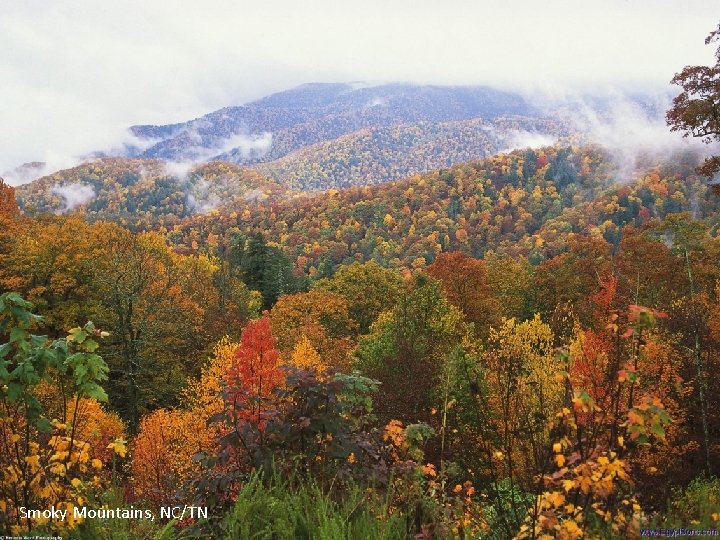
top-left (160, 130), bottom-right (273, 181)
top-left (562, 94), bottom-right (715, 182)
top-left (50, 183), bottom-right (96, 212)
top-left (186, 179), bottom-right (220, 214)
top-left (502, 131), bottom-right (556, 153)
top-left (0, 0), bottom-right (717, 178)
top-left (207, 131), bottom-right (273, 161)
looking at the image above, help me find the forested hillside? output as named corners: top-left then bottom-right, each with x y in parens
top-left (166, 145), bottom-right (717, 275)
top-left (15, 159), bottom-right (292, 229)
top-left (3, 126), bottom-right (720, 537)
top-left (255, 117), bottom-right (570, 190)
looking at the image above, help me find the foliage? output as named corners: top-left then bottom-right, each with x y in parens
top-left (8, 110), bottom-right (720, 539)
top-left (0, 293), bottom-right (127, 534)
top-left (656, 476), bottom-right (720, 530)
top-left (355, 273), bottom-right (468, 423)
top-left (314, 261), bottom-right (404, 334)
top-left (269, 289), bottom-right (357, 371)
top-left (256, 117), bottom-right (570, 191)
top-left (154, 145), bottom-right (717, 279)
top-left (0, 216), bottom-right (256, 430)
top-left (194, 366), bottom-right (385, 512)
top-left (211, 471), bottom-right (408, 540)
top-left (289, 335), bottom-right (326, 375)
top-left (131, 408), bottom-right (211, 507)
top-left (16, 159), bottom-right (288, 227)
top-left (667, 23), bottom-right (720, 183)
top-left (515, 304), bottom-right (672, 539)
top-left (425, 251), bottom-right (501, 337)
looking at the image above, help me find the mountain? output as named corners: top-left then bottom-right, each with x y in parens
top-left (125, 83), bottom-right (538, 164)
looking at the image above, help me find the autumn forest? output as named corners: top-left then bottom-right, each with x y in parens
top-left (3, 18), bottom-right (720, 540)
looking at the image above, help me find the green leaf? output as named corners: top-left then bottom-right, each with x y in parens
top-left (6, 382), bottom-right (24, 401)
top-left (80, 383), bottom-right (108, 402)
top-left (68, 328), bottom-right (88, 343)
top-left (651, 423), bottom-right (666, 439)
top-left (36, 417), bottom-right (53, 433)
top-left (9, 327), bottom-right (27, 343)
top-left (83, 339), bottom-right (99, 353)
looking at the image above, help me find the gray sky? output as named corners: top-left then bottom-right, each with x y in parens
top-left (0, 0), bottom-right (717, 180)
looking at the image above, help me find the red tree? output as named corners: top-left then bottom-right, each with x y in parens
top-left (224, 317), bottom-right (284, 430)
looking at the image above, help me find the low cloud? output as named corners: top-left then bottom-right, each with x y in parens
top-left (186, 178), bottom-right (221, 214)
top-left (243, 188), bottom-right (267, 202)
top-left (161, 130), bottom-right (273, 176)
top-left (364, 97), bottom-right (387, 109)
top-left (219, 131), bottom-right (273, 160)
top-left (502, 131), bottom-right (556, 153)
top-left (564, 93), bottom-right (714, 182)
top-left (50, 183), bottom-right (95, 212)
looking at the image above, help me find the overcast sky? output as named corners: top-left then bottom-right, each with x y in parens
top-left (1, 0), bottom-right (717, 179)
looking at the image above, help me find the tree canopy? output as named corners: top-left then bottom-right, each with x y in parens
top-left (667, 22), bottom-right (720, 184)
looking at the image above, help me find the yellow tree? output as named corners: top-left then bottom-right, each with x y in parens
top-left (289, 335), bottom-right (326, 375)
top-left (269, 290), bottom-right (357, 371)
top-left (91, 228), bottom-right (207, 431)
top-left (482, 316), bottom-right (563, 486)
top-left (0, 180), bottom-right (23, 292)
top-left (130, 408), bottom-right (209, 507)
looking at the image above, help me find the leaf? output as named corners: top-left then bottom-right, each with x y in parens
top-left (9, 327), bottom-right (27, 343)
top-left (83, 339), bottom-right (100, 353)
top-left (81, 383), bottom-right (108, 402)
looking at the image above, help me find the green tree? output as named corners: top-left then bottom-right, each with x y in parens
top-left (355, 273), bottom-right (468, 422)
top-left (238, 233), bottom-right (298, 308)
top-left (0, 292), bottom-right (125, 534)
top-left (314, 261), bottom-right (403, 334)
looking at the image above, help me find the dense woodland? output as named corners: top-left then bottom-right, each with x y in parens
top-left (4, 25), bottom-right (720, 536)
top-left (3, 129), bottom-right (720, 538)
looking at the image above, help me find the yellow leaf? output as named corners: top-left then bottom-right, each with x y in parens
top-left (555, 454), bottom-right (566, 467)
top-left (546, 491), bottom-right (565, 508)
top-left (577, 475), bottom-right (593, 494)
top-left (107, 438), bottom-right (127, 458)
top-left (71, 478), bottom-right (82, 488)
top-left (562, 479), bottom-right (576, 492)
top-left (553, 442), bottom-right (562, 453)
